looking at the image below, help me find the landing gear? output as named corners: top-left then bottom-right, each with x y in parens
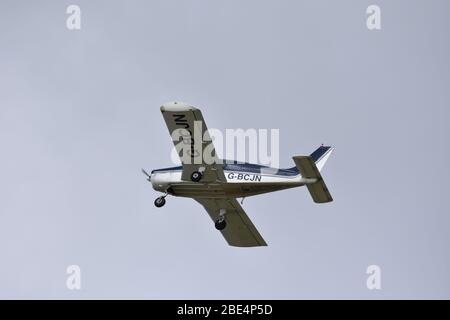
top-left (190, 171), bottom-right (202, 182)
top-left (215, 209), bottom-right (227, 230)
top-left (215, 218), bottom-right (226, 230)
top-left (154, 196), bottom-right (166, 208)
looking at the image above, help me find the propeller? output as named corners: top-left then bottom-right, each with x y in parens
top-left (141, 168), bottom-right (151, 182)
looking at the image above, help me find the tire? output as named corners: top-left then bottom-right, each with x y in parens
top-left (191, 171), bottom-right (202, 182)
top-left (154, 197), bottom-right (166, 208)
top-left (215, 219), bottom-right (226, 230)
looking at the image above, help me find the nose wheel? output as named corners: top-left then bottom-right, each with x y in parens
top-left (154, 196), bottom-right (166, 208)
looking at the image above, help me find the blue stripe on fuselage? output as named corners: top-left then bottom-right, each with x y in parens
top-left (151, 161), bottom-right (298, 176)
top-left (151, 146), bottom-right (330, 176)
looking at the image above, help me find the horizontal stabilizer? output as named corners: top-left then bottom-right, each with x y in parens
top-left (293, 156), bottom-right (333, 203)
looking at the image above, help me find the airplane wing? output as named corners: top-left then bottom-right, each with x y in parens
top-left (194, 198), bottom-right (267, 247)
top-left (160, 102), bottom-right (226, 182)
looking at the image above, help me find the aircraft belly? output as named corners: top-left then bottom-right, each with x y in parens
top-left (169, 184), bottom-right (227, 198)
top-left (169, 181), bottom-right (303, 198)
top-left (224, 183), bottom-right (302, 197)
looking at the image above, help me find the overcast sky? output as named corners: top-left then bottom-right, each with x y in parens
top-left (0, 0), bottom-right (449, 299)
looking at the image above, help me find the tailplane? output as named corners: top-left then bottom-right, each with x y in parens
top-left (292, 145), bottom-right (334, 203)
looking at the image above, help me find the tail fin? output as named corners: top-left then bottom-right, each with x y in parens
top-left (309, 145), bottom-right (334, 172)
top-left (292, 145), bottom-right (334, 203)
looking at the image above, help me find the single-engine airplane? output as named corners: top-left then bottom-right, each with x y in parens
top-left (143, 102), bottom-right (334, 247)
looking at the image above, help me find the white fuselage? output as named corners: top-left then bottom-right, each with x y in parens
top-left (151, 169), bottom-right (312, 199)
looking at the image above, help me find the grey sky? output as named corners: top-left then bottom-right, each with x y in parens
top-left (0, 0), bottom-right (449, 299)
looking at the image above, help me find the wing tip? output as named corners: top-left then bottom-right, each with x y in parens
top-left (160, 101), bottom-right (197, 112)
top-left (227, 242), bottom-right (268, 248)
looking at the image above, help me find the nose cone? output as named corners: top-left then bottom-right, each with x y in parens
top-left (150, 172), bottom-right (167, 193)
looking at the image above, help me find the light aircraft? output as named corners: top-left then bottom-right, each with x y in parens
top-left (143, 102), bottom-right (334, 247)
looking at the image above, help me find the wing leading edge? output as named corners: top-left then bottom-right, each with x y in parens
top-left (194, 198), bottom-right (267, 247)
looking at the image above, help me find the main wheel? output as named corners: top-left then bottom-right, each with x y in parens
top-left (190, 171), bottom-right (202, 182)
top-left (154, 197), bottom-right (166, 208)
top-left (215, 219), bottom-right (226, 230)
